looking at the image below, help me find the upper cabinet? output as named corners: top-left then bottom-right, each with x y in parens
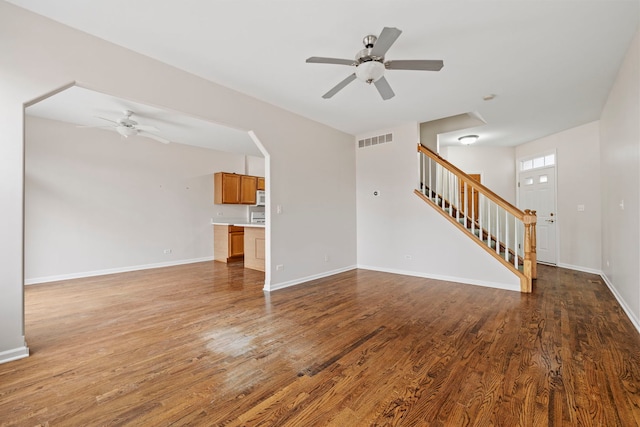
top-left (214, 172), bottom-right (264, 205)
top-left (257, 177), bottom-right (265, 191)
top-left (240, 175), bottom-right (257, 204)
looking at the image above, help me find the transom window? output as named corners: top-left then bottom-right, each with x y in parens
top-left (520, 153), bottom-right (555, 171)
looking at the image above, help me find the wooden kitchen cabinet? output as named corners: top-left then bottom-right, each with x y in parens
top-left (240, 175), bottom-right (257, 204)
top-left (214, 225), bottom-right (244, 262)
top-left (214, 173), bottom-right (241, 204)
top-left (244, 227), bottom-right (265, 272)
top-left (257, 177), bottom-right (265, 191)
top-left (214, 172), bottom-right (262, 205)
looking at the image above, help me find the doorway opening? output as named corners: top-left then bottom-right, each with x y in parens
top-left (517, 151), bottom-right (557, 265)
top-left (23, 83), bottom-right (270, 353)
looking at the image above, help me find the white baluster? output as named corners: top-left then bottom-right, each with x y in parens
top-left (455, 175), bottom-right (460, 222)
top-left (505, 211), bottom-right (509, 261)
top-left (471, 186), bottom-right (475, 236)
top-left (495, 204), bottom-right (500, 254)
top-left (464, 181), bottom-right (468, 227)
top-left (420, 154), bottom-right (425, 195)
top-left (513, 215), bottom-right (518, 268)
top-left (440, 166), bottom-right (445, 209)
top-left (478, 194), bottom-right (483, 242)
top-left (487, 200), bottom-right (491, 248)
top-left (428, 158), bottom-right (432, 199)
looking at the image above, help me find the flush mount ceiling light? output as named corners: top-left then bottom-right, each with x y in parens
top-left (458, 135), bottom-right (479, 145)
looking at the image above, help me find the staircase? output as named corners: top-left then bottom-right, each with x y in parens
top-left (416, 144), bottom-right (537, 292)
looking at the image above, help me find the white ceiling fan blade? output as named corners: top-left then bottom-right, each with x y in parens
top-left (95, 116), bottom-right (120, 125)
top-left (138, 131), bottom-right (171, 144)
top-left (306, 57), bottom-right (355, 66)
top-left (76, 124), bottom-right (114, 129)
top-left (370, 27), bottom-right (402, 58)
top-left (322, 73), bottom-right (357, 99)
top-left (385, 59), bottom-right (444, 71)
top-left (136, 125), bottom-right (160, 132)
top-left (374, 76), bottom-right (395, 100)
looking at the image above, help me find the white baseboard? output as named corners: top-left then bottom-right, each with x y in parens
top-left (357, 265), bottom-right (521, 292)
top-left (557, 263), bottom-right (602, 275)
top-left (265, 265), bottom-right (357, 292)
top-left (600, 273), bottom-right (640, 335)
top-left (0, 343), bottom-right (29, 365)
top-left (24, 257), bottom-right (214, 285)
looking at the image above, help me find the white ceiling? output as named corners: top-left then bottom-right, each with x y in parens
top-left (26, 86), bottom-right (263, 156)
top-left (10, 0), bottom-right (639, 148)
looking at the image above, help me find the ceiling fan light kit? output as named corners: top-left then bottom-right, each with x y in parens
top-left (306, 27), bottom-right (444, 100)
top-left (116, 125), bottom-right (138, 138)
top-left (355, 61), bottom-right (385, 83)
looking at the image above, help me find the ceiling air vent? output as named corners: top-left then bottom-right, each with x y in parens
top-left (358, 133), bottom-right (393, 148)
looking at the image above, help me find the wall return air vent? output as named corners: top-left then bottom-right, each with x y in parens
top-left (358, 133), bottom-right (393, 148)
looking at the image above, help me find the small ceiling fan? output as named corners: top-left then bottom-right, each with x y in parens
top-left (81, 110), bottom-right (171, 144)
top-left (306, 27), bottom-right (443, 100)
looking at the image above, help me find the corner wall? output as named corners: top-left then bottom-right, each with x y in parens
top-left (0, 3), bottom-right (356, 363)
top-left (600, 29), bottom-right (640, 329)
top-left (356, 123), bottom-right (520, 291)
top-left (442, 145), bottom-right (517, 204)
top-left (516, 121), bottom-right (602, 273)
top-left (25, 116), bottom-right (251, 282)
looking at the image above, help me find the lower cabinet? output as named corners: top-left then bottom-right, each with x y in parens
top-left (214, 225), bottom-right (244, 262)
top-left (244, 227), bottom-right (265, 272)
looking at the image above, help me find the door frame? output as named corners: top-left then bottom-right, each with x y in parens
top-left (515, 149), bottom-right (559, 265)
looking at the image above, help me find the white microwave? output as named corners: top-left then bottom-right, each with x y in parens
top-left (256, 190), bottom-right (266, 206)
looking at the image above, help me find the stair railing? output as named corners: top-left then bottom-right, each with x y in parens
top-left (416, 144), bottom-right (537, 292)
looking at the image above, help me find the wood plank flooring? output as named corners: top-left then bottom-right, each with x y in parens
top-left (1, 262), bottom-right (639, 426)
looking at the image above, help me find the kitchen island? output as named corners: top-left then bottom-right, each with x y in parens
top-left (212, 220), bottom-right (265, 272)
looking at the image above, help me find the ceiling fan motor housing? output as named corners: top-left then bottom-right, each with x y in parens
top-left (362, 35), bottom-right (377, 49)
top-left (118, 118), bottom-right (137, 128)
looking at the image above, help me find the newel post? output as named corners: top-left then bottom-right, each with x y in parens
top-left (523, 210), bottom-right (538, 291)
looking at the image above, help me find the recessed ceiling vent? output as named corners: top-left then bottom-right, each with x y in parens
top-left (358, 133), bottom-right (393, 148)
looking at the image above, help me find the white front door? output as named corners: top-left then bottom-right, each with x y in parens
top-left (519, 164), bottom-right (557, 265)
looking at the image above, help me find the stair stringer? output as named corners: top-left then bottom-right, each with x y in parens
top-left (414, 190), bottom-right (529, 292)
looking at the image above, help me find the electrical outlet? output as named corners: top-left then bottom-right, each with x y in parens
top-left (276, 205), bottom-right (282, 214)
top-left (163, 249), bottom-right (172, 254)
top-left (324, 254), bottom-right (329, 262)
top-left (217, 212), bottom-right (224, 216)
top-left (276, 264), bottom-right (284, 271)
top-left (404, 255), bottom-right (412, 260)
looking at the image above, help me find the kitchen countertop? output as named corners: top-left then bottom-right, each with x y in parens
top-left (211, 220), bottom-right (265, 228)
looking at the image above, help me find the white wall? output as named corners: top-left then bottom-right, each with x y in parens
top-left (600, 29), bottom-right (640, 329)
top-left (25, 116), bottom-right (253, 282)
top-left (0, 3), bottom-right (356, 362)
top-left (356, 123), bottom-right (520, 291)
top-left (515, 121), bottom-right (602, 273)
top-left (442, 145), bottom-right (517, 203)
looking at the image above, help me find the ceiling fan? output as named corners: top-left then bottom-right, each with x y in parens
top-left (81, 110), bottom-right (171, 144)
top-left (306, 27), bottom-right (444, 100)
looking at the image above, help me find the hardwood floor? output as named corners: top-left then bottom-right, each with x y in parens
top-left (1, 263), bottom-right (639, 426)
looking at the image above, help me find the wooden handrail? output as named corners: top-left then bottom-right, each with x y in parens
top-left (417, 143), bottom-right (537, 292)
top-left (418, 144), bottom-right (525, 219)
